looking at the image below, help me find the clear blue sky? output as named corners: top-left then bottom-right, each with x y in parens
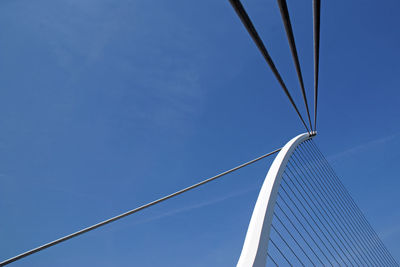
top-left (1, 0), bottom-right (399, 266)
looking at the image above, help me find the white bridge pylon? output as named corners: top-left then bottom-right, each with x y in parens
top-left (237, 133), bottom-right (312, 267)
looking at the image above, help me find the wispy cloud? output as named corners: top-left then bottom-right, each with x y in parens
top-left (379, 223), bottom-right (400, 241)
top-left (327, 132), bottom-right (400, 163)
top-left (24, 1), bottom-right (205, 133)
top-left (129, 186), bottom-right (257, 226)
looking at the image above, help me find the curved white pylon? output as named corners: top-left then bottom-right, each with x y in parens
top-left (237, 133), bottom-right (312, 267)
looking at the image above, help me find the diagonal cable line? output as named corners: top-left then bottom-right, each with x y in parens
top-left (284, 169), bottom-right (344, 266)
top-left (0, 148), bottom-right (281, 266)
top-left (313, 0), bottom-right (321, 131)
top-left (279, 183), bottom-right (335, 266)
top-left (309, 142), bottom-right (390, 266)
top-left (277, 0), bottom-right (313, 130)
top-left (291, 151), bottom-right (367, 266)
top-left (270, 238), bottom-right (293, 266)
top-left (309, 141), bottom-right (399, 266)
top-left (273, 212), bottom-right (316, 266)
top-left (275, 203), bottom-right (323, 266)
top-left (301, 142), bottom-right (386, 267)
top-left (228, 0), bottom-right (310, 133)
top-left (272, 224), bottom-right (306, 267)
top-left (298, 143), bottom-right (384, 266)
top-left (297, 147), bottom-right (382, 266)
top-left (308, 141), bottom-right (390, 266)
top-left (287, 163), bottom-right (355, 266)
top-left (308, 140), bottom-right (394, 265)
top-left (267, 253), bottom-right (279, 266)
top-left (292, 151), bottom-right (370, 266)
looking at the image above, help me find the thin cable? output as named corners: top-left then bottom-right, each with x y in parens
top-left (291, 151), bottom-right (366, 266)
top-left (297, 145), bottom-right (381, 266)
top-left (309, 141), bottom-right (399, 266)
top-left (307, 140), bottom-right (392, 265)
top-left (319, 149), bottom-right (399, 266)
top-left (267, 253), bottom-right (279, 267)
top-left (274, 212), bottom-right (316, 266)
top-left (270, 238), bottom-right (293, 266)
top-left (308, 140), bottom-right (396, 265)
top-left (292, 151), bottom-right (371, 266)
top-left (286, 164), bottom-right (352, 266)
top-left (272, 224), bottom-right (306, 267)
top-left (313, 0), bottom-right (321, 131)
top-left (275, 202), bottom-right (324, 266)
top-left (0, 148), bottom-right (281, 266)
top-left (306, 140), bottom-right (389, 265)
top-left (301, 142), bottom-right (386, 267)
top-left (298, 143), bottom-right (384, 266)
top-left (228, 0), bottom-right (310, 133)
top-left (279, 185), bottom-right (334, 266)
top-left (301, 143), bottom-right (384, 267)
top-left (284, 169), bottom-right (343, 266)
top-left (277, 0), bottom-right (312, 130)
top-left (312, 145), bottom-right (396, 266)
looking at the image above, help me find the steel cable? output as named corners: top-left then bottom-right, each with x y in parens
top-left (304, 141), bottom-right (389, 265)
top-left (308, 141), bottom-right (396, 265)
top-left (272, 224), bottom-right (306, 267)
top-left (277, 0), bottom-right (313, 130)
top-left (303, 150), bottom-right (386, 267)
top-left (280, 183), bottom-right (335, 266)
top-left (313, 0), bottom-right (321, 131)
top-left (285, 167), bottom-right (347, 266)
top-left (309, 141), bottom-right (399, 266)
top-left (292, 150), bottom-right (373, 266)
top-left (297, 146), bottom-right (381, 266)
top-left (0, 148), bottom-right (281, 266)
top-left (267, 253), bottom-right (279, 266)
top-left (270, 238), bottom-right (293, 266)
top-left (298, 143), bottom-right (385, 266)
top-left (273, 212), bottom-right (316, 266)
top-left (275, 201), bottom-right (325, 266)
top-left (291, 151), bottom-right (369, 266)
top-left (228, 0), bottom-right (310, 133)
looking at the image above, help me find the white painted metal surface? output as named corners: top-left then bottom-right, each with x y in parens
top-left (237, 133), bottom-right (312, 267)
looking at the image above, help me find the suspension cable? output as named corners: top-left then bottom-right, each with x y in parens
top-left (313, 0), bottom-right (321, 131)
top-left (272, 224), bottom-right (306, 266)
top-left (303, 144), bottom-right (385, 266)
top-left (306, 141), bottom-right (390, 265)
top-left (297, 144), bottom-right (383, 266)
top-left (228, 0), bottom-right (310, 133)
top-left (0, 148), bottom-right (281, 266)
top-left (279, 185), bottom-right (334, 266)
top-left (273, 213), bottom-right (314, 266)
top-left (283, 172), bottom-right (341, 265)
top-left (277, 0), bottom-right (313, 130)
top-left (275, 203), bottom-right (323, 266)
top-left (291, 152), bottom-right (368, 266)
top-left (285, 166), bottom-right (350, 266)
top-left (267, 253), bottom-right (279, 266)
top-left (309, 141), bottom-right (399, 266)
top-left (270, 238), bottom-right (293, 266)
